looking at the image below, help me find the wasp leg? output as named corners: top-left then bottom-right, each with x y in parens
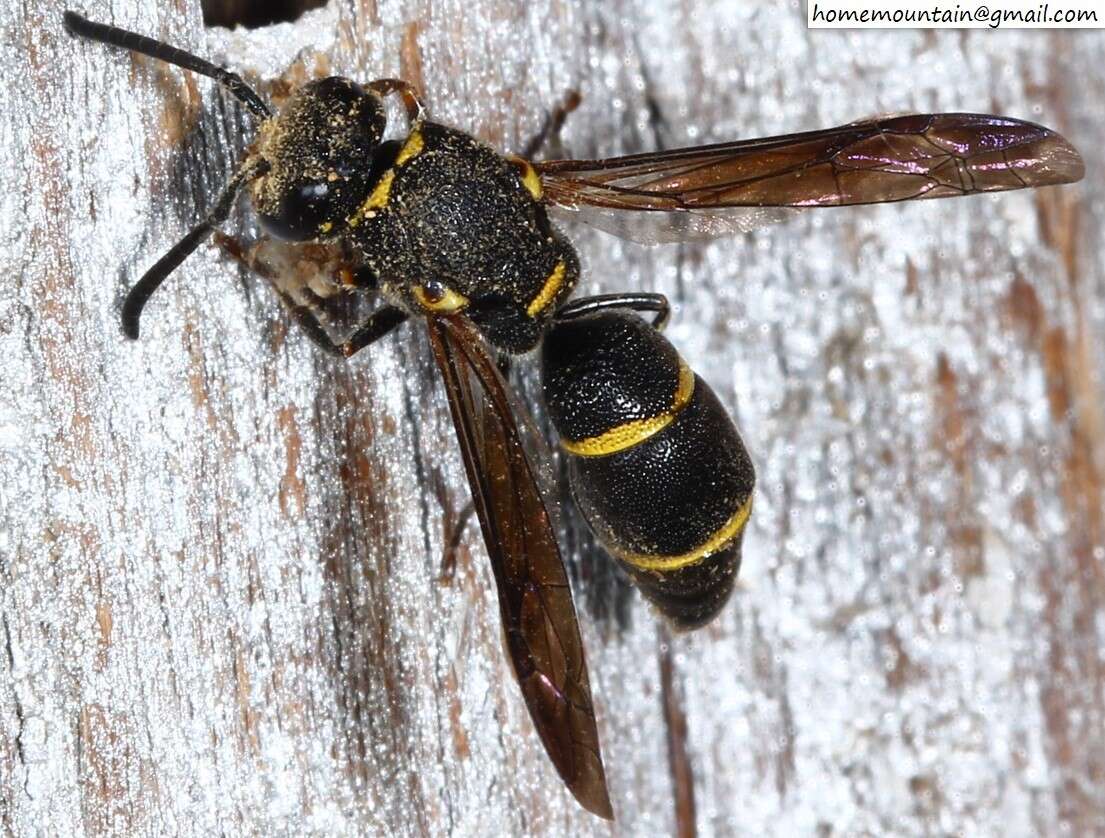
top-left (214, 233), bottom-right (346, 356)
top-left (366, 78), bottom-right (425, 123)
top-left (276, 293), bottom-right (407, 357)
top-left (214, 233), bottom-right (408, 356)
top-left (284, 296), bottom-right (347, 357)
top-left (440, 500), bottom-right (476, 583)
top-left (271, 289), bottom-right (407, 357)
top-left (523, 89), bottom-right (581, 159)
top-left (554, 292), bottom-right (670, 330)
top-left (340, 307), bottom-right (409, 357)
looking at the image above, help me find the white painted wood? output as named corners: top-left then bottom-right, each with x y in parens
top-left (2, 2), bottom-right (1103, 834)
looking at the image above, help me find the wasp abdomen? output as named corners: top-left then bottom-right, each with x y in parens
top-left (541, 311), bottom-right (755, 629)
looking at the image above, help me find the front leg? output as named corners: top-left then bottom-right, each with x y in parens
top-left (367, 78), bottom-right (426, 124)
top-left (554, 292), bottom-right (670, 330)
top-left (214, 233), bottom-right (408, 357)
top-left (340, 306), bottom-right (409, 357)
top-left (271, 277), bottom-right (409, 358)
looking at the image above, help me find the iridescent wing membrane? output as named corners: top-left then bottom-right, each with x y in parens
top-left (426, 314), bottom-right (613, 820)
top-left (536, 113), bottom-right (1084, 217)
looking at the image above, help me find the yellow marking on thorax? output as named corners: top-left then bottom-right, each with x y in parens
top-left (617, 494), bottom-right (754, 572)
top-left (561, 364), bottom-right (695, 457)
top-left (348, 169), bottom-right (395, 226)
top-left (395, 127), bottom-right (425, 166)
top-left (508, 155), bottom-right (543, 200)
top-left (413, 285), bottom-right (469, 313)
top-left (347, 129), bottom-right (425, 227)
top-left (526, 260), bottom-right (566, 318)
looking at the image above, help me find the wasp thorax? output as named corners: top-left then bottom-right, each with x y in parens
top-left (251, 77), bottom-right (386, 241)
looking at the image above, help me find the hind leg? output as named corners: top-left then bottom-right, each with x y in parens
top-left (522, 90), bottom-right (582, 159)
top-left (553, 292), bottom-right (670, 330)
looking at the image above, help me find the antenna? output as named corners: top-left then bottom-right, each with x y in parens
top-left (65, 12), bottom-right (275, 337)
top-left (121, 158), bottom-right (269, 339)
top-left (63, 11), bottom-right (271, 118)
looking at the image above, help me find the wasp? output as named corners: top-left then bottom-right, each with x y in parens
top-left (64, 11), bottom-right (1084, 820)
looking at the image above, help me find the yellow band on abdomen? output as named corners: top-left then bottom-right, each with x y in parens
top-left (617, 494), bottom-right (753, 572)
top-left (561, 363), bottom-right (694, 457)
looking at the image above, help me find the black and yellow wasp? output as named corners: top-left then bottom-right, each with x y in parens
top-left (65, 11), bottom-right (1083, 819)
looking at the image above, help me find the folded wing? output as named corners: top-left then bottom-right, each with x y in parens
top-left (537, 113), bottom-right (1083, 213)
top-left (426, 313), bottom-right (613, 820)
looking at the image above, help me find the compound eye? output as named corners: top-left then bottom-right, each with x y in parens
top-left (256, 180), bottom-right (334, 241)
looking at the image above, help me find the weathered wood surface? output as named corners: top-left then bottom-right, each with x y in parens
top-left (2, 1), bottom-right (1103, 835)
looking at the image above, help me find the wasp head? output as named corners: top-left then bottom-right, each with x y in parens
top-left (251, 77), bottom-right (386, 241)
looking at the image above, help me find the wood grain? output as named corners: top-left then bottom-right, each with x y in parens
top-left (2, 2), bottom-right (1103, 835)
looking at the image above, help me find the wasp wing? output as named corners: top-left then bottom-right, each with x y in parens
top-left (548, 203), bottom-right (798, 245)
top-left (426, 313), bottom-right (613, 820)
top-left (536, 113), bottom-right (1083, 221)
